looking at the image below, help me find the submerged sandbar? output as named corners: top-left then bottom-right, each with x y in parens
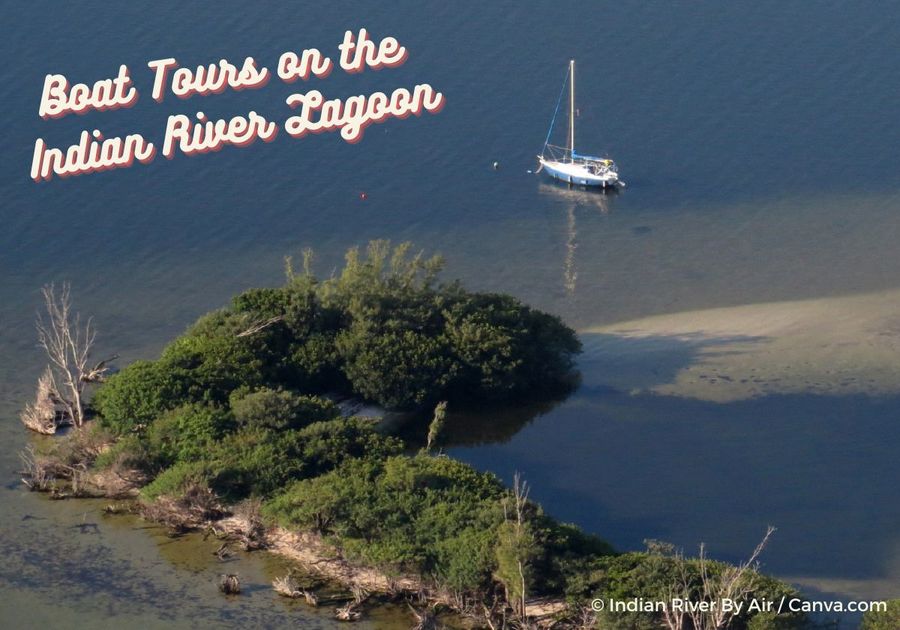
top-left (581, 289), bottom-right (900, 402)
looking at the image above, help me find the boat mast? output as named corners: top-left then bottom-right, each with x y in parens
top-left (568, 59), bottom-right (575, 160)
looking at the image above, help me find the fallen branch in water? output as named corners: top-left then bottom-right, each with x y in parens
top-left (335, 601), bottom-right (361, 621)
top-left (272, 574), bottom-right (319, 605)
top-left (273, 574), bottom-right (302, 598)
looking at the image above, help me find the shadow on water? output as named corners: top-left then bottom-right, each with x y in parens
top-left (435, 329), bottom-right (770, 449)
top-left (444, 329), bottom-right (900, 603)
top-left (392, 380), bottom-right (579, 449)
top-left (577, 330), bottom-right (771, 394)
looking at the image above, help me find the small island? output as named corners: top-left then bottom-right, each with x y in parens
top-left (21, 241), bottom-right (810, 629)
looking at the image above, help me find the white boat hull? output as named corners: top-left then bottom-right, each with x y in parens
top-left (539, 158), bottom-right (620, 188)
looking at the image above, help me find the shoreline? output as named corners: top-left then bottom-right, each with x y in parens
top-left (79, 467), bottom-right (568, 627)
top-left (15, 243), bottom-right (816, 630)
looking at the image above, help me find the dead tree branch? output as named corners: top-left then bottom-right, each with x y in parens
top-left (236, 315), bottom-right (284, 338)
top-left (33, 283), bottom-right (108, 427)
top-left (662, 526), bottom-right (777, 630)
top-left (513, 472), bottom-right (530, 619)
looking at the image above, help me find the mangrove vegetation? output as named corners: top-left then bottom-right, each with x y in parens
top-left (21, 241), bottom-right (809, 629)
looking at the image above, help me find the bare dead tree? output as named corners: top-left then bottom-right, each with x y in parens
top-left (140, 482), bottom-right (226, 535)
top-left (302, 590), bottom-right (320, 606)
top-left (82, 354), bottom-right (118, 383)
top-left (513, 472), bottom-right (530, 619)
top-left (662, 548), bottom-right (692, 630)
top-left (33, 283), bottom-right (112, 428)
top-left (697, 526), bottom-right (776, 630)
top-left (499, 472), bottom-right (532, 620)
top-left (661, 526), bottom-right (777, 630)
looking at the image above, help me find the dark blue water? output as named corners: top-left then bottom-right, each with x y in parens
top-left (3, 1), bottom-right (900, 625)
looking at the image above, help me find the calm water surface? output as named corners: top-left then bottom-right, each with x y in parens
top-left (3, 1), bottom-right (900, 626)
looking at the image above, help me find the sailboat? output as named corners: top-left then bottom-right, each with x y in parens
top-left (538, 60), bottom-right (623, 189)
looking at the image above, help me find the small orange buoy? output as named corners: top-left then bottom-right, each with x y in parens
top-left (359, 192), bottom-right (368, 200)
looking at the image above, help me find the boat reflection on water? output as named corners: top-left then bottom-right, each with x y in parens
top-left (382, 182), bottom-right (622, 450)
top-left (536, 180), bottom-right (619, 209)
top-left (537, 182), bottom-right (618, 296)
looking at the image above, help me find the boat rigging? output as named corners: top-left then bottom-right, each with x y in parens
top-left (537, 60), bottom-right (624, 189)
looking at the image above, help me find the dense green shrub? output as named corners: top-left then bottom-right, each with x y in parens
top-left (264, 453), bottom-right (618, 598)
top-left (133, 415), bottom-right (402, 502)
top-left (229, 387), bottom-right (338, 431)
top-left (861, 600), bottom-right (900, 630)
top-left (288, 332), bottom-right (344, 391)
top-left (442, 293), bottom-right (581, 397)
top-left (144, 403), bottom-right (232, 468)
top-left (204, 427), bottom-right (306, 499)
top-left (93, 360), bottom-right (194, 434)
top-left (207, 417), bottom-right (402, 499)
top-left (265, 454), bottom-right (506, 588)
top-left (92, 433), bottom-right (159, 473)
top-left (231, 286), bottom-right (293, 320)
top-left (290, 418), bottom-right (403, 478)
top-left (336, 324), bottom-right (454, 408)
top-left (141, 460), bottom-right (212, 501)
top-left (432, 525), bottom-right (499, 593)
top-left (93, 241), bottom-right (581, 424)
top-left (159, 310), bottom-right (287, 401)
top-left (529, 517), bottom-right (616, 596)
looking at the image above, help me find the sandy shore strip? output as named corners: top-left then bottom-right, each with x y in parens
top-left (579, 289), bottom-right (900, 402)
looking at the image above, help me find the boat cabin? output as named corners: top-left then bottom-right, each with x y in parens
top-left (573, 153), bottom-right (617, 175)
